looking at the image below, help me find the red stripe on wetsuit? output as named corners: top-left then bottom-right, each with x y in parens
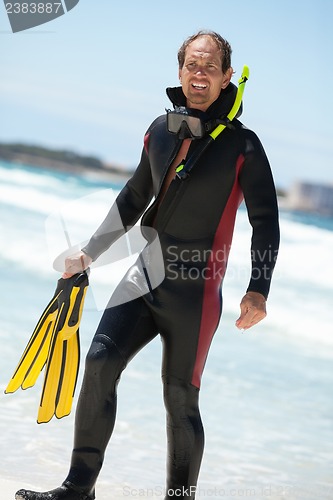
top-left (191, 154), bottom-right (245, 388)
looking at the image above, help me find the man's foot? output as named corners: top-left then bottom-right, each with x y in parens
top-left (15, 483), bottom-right (93, 500)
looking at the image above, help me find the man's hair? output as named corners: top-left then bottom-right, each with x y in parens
top-left (177, 30), bottom-right (232, 74)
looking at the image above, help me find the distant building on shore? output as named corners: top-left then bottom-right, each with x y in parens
top-left (287, 181), bottom-right (333, 216)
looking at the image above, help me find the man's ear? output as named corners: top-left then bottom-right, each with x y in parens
top-left (221, 67), bottom-right (233, 89)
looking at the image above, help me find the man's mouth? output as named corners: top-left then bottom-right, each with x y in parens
top-left (191, 83), bottom-right (207, 90)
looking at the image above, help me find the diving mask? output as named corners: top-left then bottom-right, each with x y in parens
top-left (166, 107), bottom-right (209, 139)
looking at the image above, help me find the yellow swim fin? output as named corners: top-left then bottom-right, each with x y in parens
top-left (5, 271), bottom-right (89, 423)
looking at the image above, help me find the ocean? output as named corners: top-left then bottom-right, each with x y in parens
top-left (0, 160), bottom-right (332, 500)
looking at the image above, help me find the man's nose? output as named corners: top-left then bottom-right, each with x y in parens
top-left (194, 66), bottom-right (206, 76)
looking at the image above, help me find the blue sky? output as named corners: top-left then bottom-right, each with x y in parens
top-left (1, 0), bottom-right (332, 188)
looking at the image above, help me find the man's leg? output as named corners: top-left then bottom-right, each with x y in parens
top-left (65, 296), bottom-right (158, 492)
top-left (153, 279), bottom-right (222, 500)
top-left (162, 376), bottom-right (204, 500)
top-left (16, 296), bottom-right (158, 500)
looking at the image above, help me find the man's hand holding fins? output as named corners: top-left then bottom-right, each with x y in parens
top-left (63, 251), bottom-right (93, 279)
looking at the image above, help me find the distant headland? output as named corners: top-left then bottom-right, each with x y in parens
top-left (0, 142), bottom-right (134, 183)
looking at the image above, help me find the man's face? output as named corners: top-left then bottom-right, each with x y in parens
top-left (179, 36), bottom-right (232, 112)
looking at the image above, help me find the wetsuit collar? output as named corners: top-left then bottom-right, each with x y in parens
top-left (165, 82), bottom-right (243, 123)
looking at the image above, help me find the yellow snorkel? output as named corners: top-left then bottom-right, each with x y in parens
top-left (210, 65), bottom-right (250, 140)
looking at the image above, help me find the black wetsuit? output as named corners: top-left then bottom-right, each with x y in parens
top-left (63, 83), bottom-right (280, 500)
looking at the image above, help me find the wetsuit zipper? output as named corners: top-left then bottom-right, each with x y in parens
top-left (139, 139), bottom-right (185, 296)
top-left (141, 139), bottom-right (183, 230)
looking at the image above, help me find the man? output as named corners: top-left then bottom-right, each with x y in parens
top-left (16, 30), bottom-right (280, 500)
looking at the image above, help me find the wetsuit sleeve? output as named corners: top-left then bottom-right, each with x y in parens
top-left (239, 130), bottom-right (280, 299)
top-left (82, 146), bottom-right (153, 261)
